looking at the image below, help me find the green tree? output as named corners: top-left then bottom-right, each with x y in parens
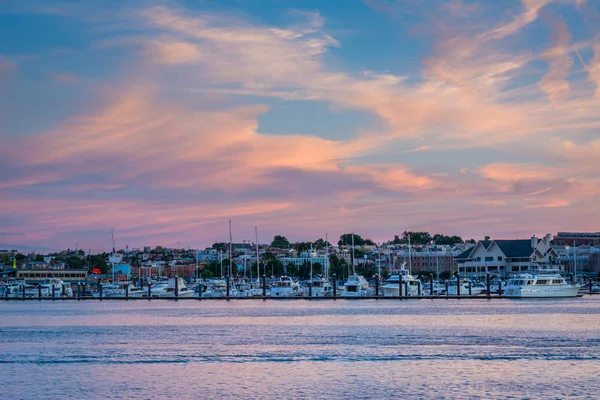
top-left (66, 256), bottom-right (84, 269)
top-left (295, 242), bottom-right (313, 253)
top-left (338, 233), bottom-right (367, 247)
top-left (402, 231), bottom-right (433, 245)
top-left (312, 239), bottom-right (331, 249)
top-left (328, 254), bottom-right (347, 278)
top-left (211, 242), bottom-right (228, 252)
top-left (90, 254), bottom-right (108, 274)
top-left (433, 234), bottom-right (464, 245)
top-left (271, 235), bottom-right (290, 249)
top-left (439, 271), bottom-right (453, 280)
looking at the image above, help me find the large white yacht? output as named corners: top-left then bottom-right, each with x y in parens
top-left (381, 267), bottom-right (420, 297)
top-left (342, 274), bottom-right (372, 297)
top-left (504, 272), bottom-right (580, 298)
top-left (270, 276), bottom-right (303, 297)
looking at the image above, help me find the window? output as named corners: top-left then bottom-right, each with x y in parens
top-left (512, 266), bottom-right (519, 271)
top-left (485, 257), bottom-right (494, 262)
top-left (497, 256), bottom-right (503, 261)
top-left (476, 257), bottom-right (481, 262)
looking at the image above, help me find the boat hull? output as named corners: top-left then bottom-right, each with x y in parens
top-left (504, 285), bottom-right (580, 298)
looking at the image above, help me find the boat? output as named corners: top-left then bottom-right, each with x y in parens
top-left (40, 278), bottom-right (73, 297)
top-left (270, 276), bottom-right (303, 297)
top-left (381, 265), bottom-right (420, 297)
top-left (151, 277), bottom-right (195, 298)
top-left (342, 273), bottom-right (372, 297)
top-left (445, 279), bottom-right (486, 296)
top-left (504, 272), bottom-right (580, 298)
top-left (308, 276), bottom-right (333, 297)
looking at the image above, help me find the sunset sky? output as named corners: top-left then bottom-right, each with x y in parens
top-left (1, 0), bottom-right (599, 252)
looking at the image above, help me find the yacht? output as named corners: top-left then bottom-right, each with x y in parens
top-left (342, 274), bottom-right (372, 297)
top-left (270, 276), bottom-right (303, 297)
top-left (40, 278), bottom-right (73, 297)
top-left (381, 267), bottom-right (420, 297)
top-left (308, 276), bottom-right (333, 297)
top-left (151, 277), bottom-right (195, 298)
top-left (504, 272), bottom-right (580, 298)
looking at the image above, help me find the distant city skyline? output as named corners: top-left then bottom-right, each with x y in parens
top-left (1, 0), bottom-right (599, 252)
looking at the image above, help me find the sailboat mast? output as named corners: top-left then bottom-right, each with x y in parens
top-left (408, 233), bottom-right (412, 275)
top-left (255, 227), bottom-right (260, 280)
top-left (325, 233), bottom-right (329, 278)
top-left (229, 220), bottom-right (233, 277)
top-left (351, 232), bottom-right (355, 275)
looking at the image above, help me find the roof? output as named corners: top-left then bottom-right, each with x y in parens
top-left (493, 240), bottom-right (533, 258)
top-left (480, 240), bottom-right (493, 249)
top-left (455, 246), bottom-right (475, 260)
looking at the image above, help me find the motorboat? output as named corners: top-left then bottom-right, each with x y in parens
top-left (270, 276), bottom-right (303, 297)
top-left (151, 277), bottom-right (195, 298)
top-left (381, 267), bottom-right (420, 297)
top-left (40, 278), bottom-right (73, 297)
top-left (504, 272), bottom-right (580, 298)
top-left (308, 276), bottom-right (333, 297)
top-left (342, 274), bottom-right (372, 297)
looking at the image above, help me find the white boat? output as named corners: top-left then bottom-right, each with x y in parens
top-left (151, 277), bottom-right (195, 298)
top-left (308, 276), bottom-right (333, 297)
top-left (381, 268), bottom-right (420, 297)
top-left (504, 272), bottom-right (580, 298)
top-left (342, 274), bottom-right (372, 297)
top-left (270, 276), bottom-right (303, 297)
top-left (2, 280), bottom-right (25, 297)
top-left (40, 278), bottom-right (73, 297)
top-left (445, 279), bottom-right (486, 296)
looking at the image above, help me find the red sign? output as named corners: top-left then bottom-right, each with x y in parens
top-left (91, 268), bottom-right (102, 274)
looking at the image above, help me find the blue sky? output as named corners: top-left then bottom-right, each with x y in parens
top-left (0, 0), bottom-right (599, 252)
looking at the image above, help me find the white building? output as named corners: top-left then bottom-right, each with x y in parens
top-left (456, 234), bottom-right (560, 278)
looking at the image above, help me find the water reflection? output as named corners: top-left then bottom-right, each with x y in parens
top-left (1, 299), bottom-right (599, 399)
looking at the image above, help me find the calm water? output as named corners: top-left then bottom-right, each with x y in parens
top-left (1, 299), bottom-right (600, 399)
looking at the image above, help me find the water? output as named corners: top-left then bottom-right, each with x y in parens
top-left (1, 299), bottom-right (600, 399)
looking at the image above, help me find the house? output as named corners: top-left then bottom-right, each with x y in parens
top-left (455, 234), bottom-right (560, 278)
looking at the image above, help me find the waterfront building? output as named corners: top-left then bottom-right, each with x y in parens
top-left (455, 234), bottom-right (560, 278)
top-left (15, 269), bottom-right (87, 283)
top-left (553, 232), bottom-right (600, 246)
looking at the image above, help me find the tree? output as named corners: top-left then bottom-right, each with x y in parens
top-left (402, 231), bottom-right (433, 245)
top-left (211, 242), bottom-right (228, 252)
top-left (439, 271), bottom-right (453, 280)
top-left (295, 241), bottom-right (313, 253)
top-left (66, 256), bottom-right (84, 269)
top-left (269, 235), bottom-right (289, 249)
top-left (433, 234), bottom-right (464, 245)
top-left (89, 254), bottom-right (108, 274)
top-left (338, 233), bottom-right (367, 247)
top-left (466, 238), bottom-right (476, 244)
top-left (328, 254), bottom-right (347, 278)
top-left (312, 239), bottom-right (331, 249)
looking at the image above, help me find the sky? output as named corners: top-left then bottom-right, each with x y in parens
top-left (0, 0), bottom-right (599, 252)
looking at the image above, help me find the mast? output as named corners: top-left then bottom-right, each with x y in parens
top-left (351, 232), bottom-right (355, 275)
top-left (195, 248), bottom-right (199, 280)
top-left (325, 233), bottom-right (329, 278)
top-left (408, 233), bottom-right (412, 275)
top-left (111, 228), bottom-right (116, 283)
top-left (229, 219), bottom-right (233, 277)
top-left (255, 227), bottom-right (260, 281)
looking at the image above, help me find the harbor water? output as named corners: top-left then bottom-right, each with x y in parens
top-left (1, 299), bottom-right (600, 399)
